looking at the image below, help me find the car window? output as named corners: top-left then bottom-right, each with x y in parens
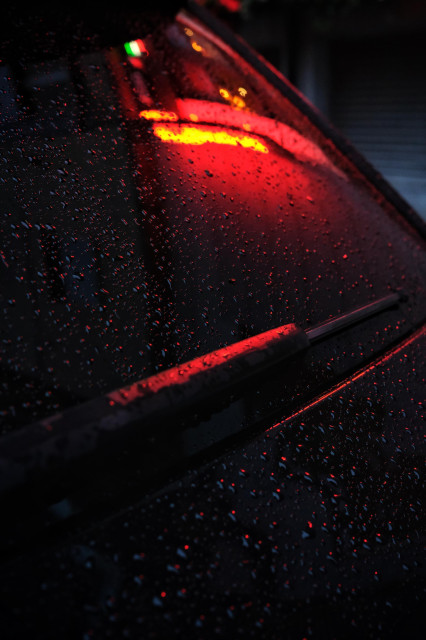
top-left (1, 10), bottom-right (425, 435)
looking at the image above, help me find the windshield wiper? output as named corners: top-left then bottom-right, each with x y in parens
top-left (0, 292), bottom-right (401, 502)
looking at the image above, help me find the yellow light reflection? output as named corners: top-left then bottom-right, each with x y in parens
top-left (238, 87), bottom-right (248, 96)
top-left (153, 124), bottom-right (268, 153)
top-left (191, 42), bottom-right (203, 52)
top-left (219, 87), bottom-right (246, 110)
top-left (140, 110), bottom-right (178, 122)
top-left (232, 96), bottom-right (246, 109)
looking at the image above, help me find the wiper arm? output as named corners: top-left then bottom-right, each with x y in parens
top-left (105, 292), bottom-right (400, 413)
top-left (0, 292), bottom-right (401, 500)
top-left (306, 292), bottom-right (401, 343)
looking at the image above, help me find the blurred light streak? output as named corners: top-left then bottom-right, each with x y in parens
top-left (153, 123), bottom-right (268, 153)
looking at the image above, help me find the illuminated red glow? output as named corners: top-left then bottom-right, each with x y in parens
top-left (266, 326), bottom-right (426, 434)
top-left (108, 324), bottom-right (303, 422)
top-left (174, 98), bottom-right (341, 173)
top-left (153, 123), bottom-right (268, 153)
top-left (135, 98), bottom-right (338, 170)
top-left (218, 0), bottom-right (241, 11)
top-left (129, 57), bottom-right (144, 69)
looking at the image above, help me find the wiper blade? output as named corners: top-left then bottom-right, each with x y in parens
top-left (0, 292), bottom-right (401, 500)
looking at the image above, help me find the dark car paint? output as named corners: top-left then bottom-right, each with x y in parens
top-left (1, 327), bottom-right (424, 639)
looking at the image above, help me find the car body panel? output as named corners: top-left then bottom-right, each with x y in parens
top-left (0, 326), bottom-right (424, 639)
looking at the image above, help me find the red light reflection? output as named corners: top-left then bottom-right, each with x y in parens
top-left (129, 57), bottom-right (144, 70)
top-left (175, 99), bottom-right (342, 173)
top-left (266, 326), bottom-right (426, 434)
top-left (218, 0), bottom-right (241, 11)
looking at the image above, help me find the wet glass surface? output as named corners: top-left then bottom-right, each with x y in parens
top-left (1, 11), bottom-right (425, 435)
top-left (1, 9), bottom-right (425, 640)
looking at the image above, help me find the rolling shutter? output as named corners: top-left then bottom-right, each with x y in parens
top-left (330, 33), bottom-right (426, 219)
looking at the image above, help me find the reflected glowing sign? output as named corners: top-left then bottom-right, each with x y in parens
top-left (153, 123), bottom-right (268, 153)
top-left (124, 39), bottom-right (148, 57)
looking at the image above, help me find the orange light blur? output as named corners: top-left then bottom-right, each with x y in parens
top-left (139, 110), bottom-right (178, 122)
top-left (153, 124), bottom-right (268, 153)
top-left (232, 95), bottom-right (246, 109)
top-left (191, 42), bottom-right (203, 52)
top-left (219, 87), bottom-right (246, 110)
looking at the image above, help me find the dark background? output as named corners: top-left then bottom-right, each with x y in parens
top-left (210, 0), bottom-right (426, 220)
